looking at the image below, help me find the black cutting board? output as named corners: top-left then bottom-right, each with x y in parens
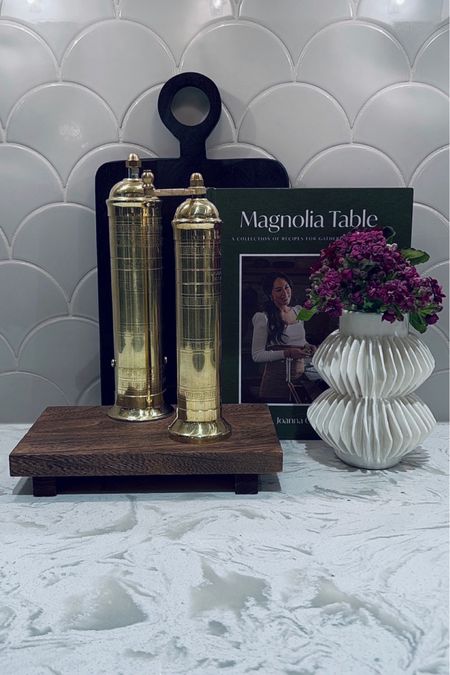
top-left (95, 72), bottom-right (289, 404)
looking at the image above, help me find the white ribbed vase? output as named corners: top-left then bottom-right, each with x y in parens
top-left (307, 311), bottom-right (436, 469)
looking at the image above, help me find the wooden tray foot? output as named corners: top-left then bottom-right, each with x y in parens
top-left (234, 474), bottom-right (258, 494)
top-left (33, 477), bottom-right (57, 497)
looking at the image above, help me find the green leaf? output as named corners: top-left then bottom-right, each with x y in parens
top-left (410, 312), bottom-right (427, 333)
top-left (401, 248), bottom-right (430, 264)
top-left (297, 307), bottom-right (318, 321)
top-left (362, 299), bottom-right (383, 313)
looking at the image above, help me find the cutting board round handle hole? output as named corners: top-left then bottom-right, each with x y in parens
top-left (171, 87), bottom-right (210, 127)
top-left (158, 72), bottom-right (222, 158)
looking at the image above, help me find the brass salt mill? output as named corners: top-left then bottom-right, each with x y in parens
top-left (168, 174), bottom-right (231, 443)
top-left (106, 154), bottom-right (172, 421)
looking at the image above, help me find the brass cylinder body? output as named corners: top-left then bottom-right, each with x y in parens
top-left (168, 176), bottom-right (231, 442)
top-left (106, 157), bottom-right (172, 421)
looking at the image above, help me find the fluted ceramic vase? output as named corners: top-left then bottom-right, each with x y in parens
top-left (307, 311), bottom-right (436, 469)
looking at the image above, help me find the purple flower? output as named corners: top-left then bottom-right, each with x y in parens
top-left (428, 278), bottom-right (445, 303)
top-left (302, 230), bottom-right (444, 330)
top-left (341, 268), bottom-right (353, 281)
top-left (351, 292), bottom-right (363, 305)
top-left (324, 298), bottom-right (343, 317)
top-left (382, 311), bottom-right (396, 323)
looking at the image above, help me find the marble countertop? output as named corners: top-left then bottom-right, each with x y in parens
top-left (0, 424), bottom-right (448, 675)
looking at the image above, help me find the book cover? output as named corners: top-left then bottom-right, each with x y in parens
top-left (208, 187), bottom-right (413, 440)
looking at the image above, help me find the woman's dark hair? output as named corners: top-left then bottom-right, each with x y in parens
top-left (262, 272), bottom-right (294, 344)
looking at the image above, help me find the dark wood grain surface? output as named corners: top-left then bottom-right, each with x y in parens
top-left (10, 405), bottom-right (282, 478)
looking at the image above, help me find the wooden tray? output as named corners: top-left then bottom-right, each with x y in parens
top-left (9, 404), bottom-right (282, 496)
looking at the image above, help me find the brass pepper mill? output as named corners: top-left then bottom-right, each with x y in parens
top-left (106, 154), bottom-right (172, 421)
top-left (168, 174), bottom-right (231, 442)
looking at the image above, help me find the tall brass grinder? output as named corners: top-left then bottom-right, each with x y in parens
top-left (107, 154), bottom-right (171, 421)
top-left (168, 174), bottom-right (231, 443)
top-left (106, 154), bottom-right (230, 442)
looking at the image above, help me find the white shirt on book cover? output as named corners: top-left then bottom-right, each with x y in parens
top-left (251, 305), bottom-right (306, 363)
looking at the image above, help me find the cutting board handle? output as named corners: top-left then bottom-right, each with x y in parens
top-left (158, 72), bottom-right (222, 160)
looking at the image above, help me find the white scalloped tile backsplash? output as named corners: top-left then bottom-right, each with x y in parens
top-left (0, 0), bottom-right (448, 422)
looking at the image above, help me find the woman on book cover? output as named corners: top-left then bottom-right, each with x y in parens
top-left (251, 272), bottom-right (316, 402)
